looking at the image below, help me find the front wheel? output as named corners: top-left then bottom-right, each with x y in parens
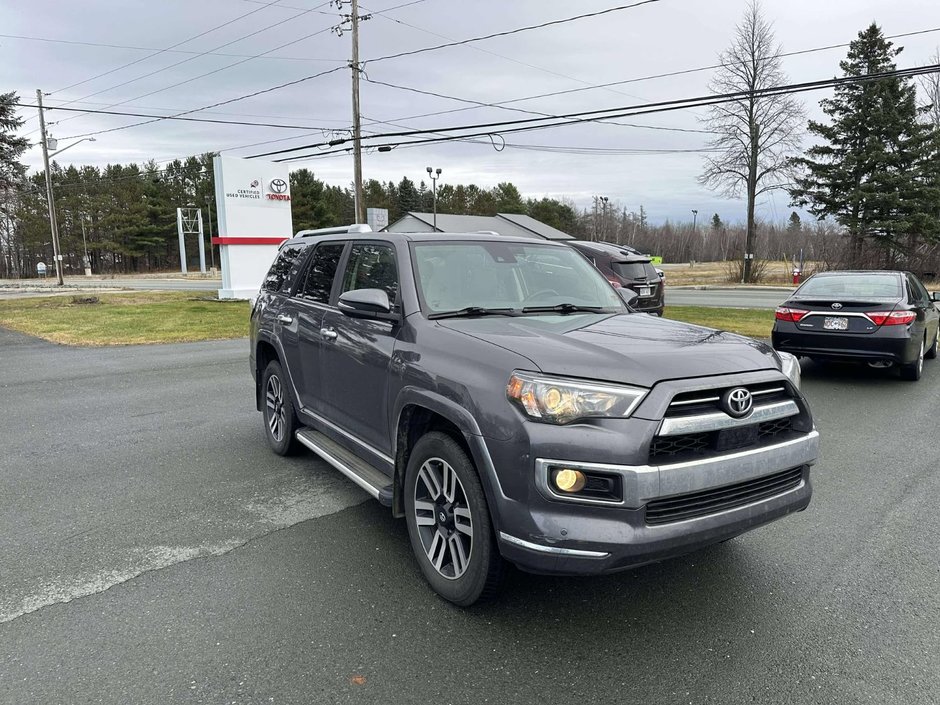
top-left (403, 432), bottom-right (503, 606)
top-left (899, 340), bottom-right (924, 381)
top-left (261, 360), bottom-right (302, 455)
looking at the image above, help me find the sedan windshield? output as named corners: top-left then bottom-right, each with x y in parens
top-left (412, 241), bottom-right (624, 315)
top-left (796, 274), bottom-right (902, 298)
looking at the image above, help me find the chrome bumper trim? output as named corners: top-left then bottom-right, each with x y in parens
top-left (535, 431), bottom-right (819, 509)
top-left (658, 400), bottom-right (799, 436)
top-left (499, 532), bottom-right (610, 558)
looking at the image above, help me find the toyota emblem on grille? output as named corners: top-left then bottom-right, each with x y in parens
top-left (721, 387), bottom-right (753, 418)
top-left (831, 302), bottom-right (843, 310)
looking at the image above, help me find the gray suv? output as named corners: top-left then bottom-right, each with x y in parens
top-left (250, 231), bottom-right (818, 605)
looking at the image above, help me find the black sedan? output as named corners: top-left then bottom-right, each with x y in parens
top-left (772, 270), bottom-right (940, 381)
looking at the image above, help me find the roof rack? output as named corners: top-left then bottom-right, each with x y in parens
top-left (295, 224), bottom-right (373, 238)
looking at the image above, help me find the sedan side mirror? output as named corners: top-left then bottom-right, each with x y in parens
top-left (931, 291), bottom-right (940, 302)
top-left (338, 288), bottom-right (393, 318)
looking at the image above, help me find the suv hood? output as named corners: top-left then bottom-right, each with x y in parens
top-left (437, 313), bottom-right (779, 387)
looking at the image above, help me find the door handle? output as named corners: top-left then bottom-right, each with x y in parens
top-left (276, 314), bottom-right (293, 324)
top-left (321, 327), bottom-right (338, 341)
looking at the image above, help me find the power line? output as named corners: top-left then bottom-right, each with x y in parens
top-left (53, 66), bottom-right (347, 140)
top-left (48, 2), bottom-right (336, 134)
top-left (16, 102), bottom-right (347, 131)
top-left (262, 64), bottom-right (940, 160)
top-left (366, 26), bottom-right (940, 126)
top-left (0, 33), bottom-right (346, 63)
top-left (363, 77), bottom-right (715, 134)
top-left (361, 0), bottom-right (662, 65)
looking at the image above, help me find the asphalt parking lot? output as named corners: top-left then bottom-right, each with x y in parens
top-left (1, 327), bottom-right (938, 704)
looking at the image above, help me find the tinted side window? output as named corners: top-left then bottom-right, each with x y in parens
top-left (341, 244), bottom-right (399, 306)
top-left (909, 276), bottom-right (929, 305)
top-left (262, 244), bottom-right (308, 293)
top-left (299, 243), bottom-right (345, 303)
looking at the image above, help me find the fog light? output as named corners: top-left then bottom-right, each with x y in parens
top-left (553, 468), bottom-right (586, 493)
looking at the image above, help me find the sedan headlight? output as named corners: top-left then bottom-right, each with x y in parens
top-left (777, 351), bottom-right (802, 390)
top-left (507, 372), bottom-right (647, 424)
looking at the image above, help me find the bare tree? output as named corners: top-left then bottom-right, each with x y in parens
top-left (699, 1), bottom-right (805, 282)
top-left (919, 49), bottom-right (940, 128)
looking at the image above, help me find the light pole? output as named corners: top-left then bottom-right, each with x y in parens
top-left (691, 209), bottom-right (698, 230)
top-left (426, 166), bottom-right (442, 230)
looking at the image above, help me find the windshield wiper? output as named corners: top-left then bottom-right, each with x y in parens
top-left (427, 306), bottom-right (520, 320)
top-left (521, 303), bottom-right (610, 315)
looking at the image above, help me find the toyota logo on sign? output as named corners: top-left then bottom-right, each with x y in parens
top-left (721, 387), bottom-right (753, 418)
top-left (269, 178), bottom-right (288, 194)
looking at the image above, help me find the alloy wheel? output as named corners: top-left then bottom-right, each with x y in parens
top-left (413, 457), bottom-right (473, 580)
top-left (265, 374), bottom-right (286, 442)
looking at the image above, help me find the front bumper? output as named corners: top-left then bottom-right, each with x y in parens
top-left (486, 430), bottom-right (818, 575)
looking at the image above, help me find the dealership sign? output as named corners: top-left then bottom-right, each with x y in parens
top-left (212, 156), bottom-right (293, 299)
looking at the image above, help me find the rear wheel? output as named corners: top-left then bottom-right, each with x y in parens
top-left (403, 432), bottom-right (503, 606)
top-left (262, 360), bottom-right (302, 455)
top-left (899, 340), bottom-right (924, 381)
top-left (926, 329), bottom-right (938, 360)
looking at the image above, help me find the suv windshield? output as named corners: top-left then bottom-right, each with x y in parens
top-left (612, 261), bottom-right (658, 281)
top-left (412, 241), bottom-right (624, 315)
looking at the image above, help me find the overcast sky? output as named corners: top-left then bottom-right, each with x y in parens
top-left (3, 0), bottom-right (939, 224)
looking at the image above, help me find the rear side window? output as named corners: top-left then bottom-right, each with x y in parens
top-left (298, 243), bottom-right (346, 303)
top-left (908, 275), bottom-right (930, 305)
top-left (262, 244), bottom-right (309, 293)
top-left (611, 261), bottom-right (658, 280)
top-left (341, 243), bottom-right (400, 307)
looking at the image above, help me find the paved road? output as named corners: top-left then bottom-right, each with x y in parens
top-left (1, 329), bottom-right (939, 704)
top-left (667, 287), bottom-right (792, 309)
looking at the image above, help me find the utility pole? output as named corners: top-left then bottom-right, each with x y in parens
top-left (80, 216), bottom-right (91, 276)
top-left (36, 89), bottom-right (64, 286)
top-left (426, 166), bottom-right (442, 230)
top-left (350, 0), bottom-right (365, 224)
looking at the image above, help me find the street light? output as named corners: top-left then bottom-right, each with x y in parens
top-left (49, 137), bottom-right (96, 159)
top-left (691, 209), bottom-right (698, 230)
top-left (426, 166), bottom-right (442, 230)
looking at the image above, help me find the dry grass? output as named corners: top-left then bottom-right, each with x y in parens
top-left (0, 291), bottom-right (249, 345)
top-left (664, 305), bottom-right (774, 339)
top-left (660, 260), bottom-right (811, 286)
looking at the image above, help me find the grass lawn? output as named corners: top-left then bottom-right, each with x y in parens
top-left (0, 292), bottom-right (773, 346)
top-left (0, 291), bottom-right (250, 345)
top-left (664, 305), bottom-right (774, 339)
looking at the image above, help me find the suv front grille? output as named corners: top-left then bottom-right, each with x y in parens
top-left (645, 466), bottom-right (804, 525)
top-left (665, 381), bottom-right (790, 418)
top-left (649, 417), bottom-right (795, 464)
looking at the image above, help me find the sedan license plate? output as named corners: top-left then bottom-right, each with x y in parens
top-left (638, 286), bottom-right (651, 297)
top-left (823, 316), bottom-right (849, 331)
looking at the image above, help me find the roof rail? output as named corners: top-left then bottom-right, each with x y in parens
top-left (295, 224), bottom-right (373, 238)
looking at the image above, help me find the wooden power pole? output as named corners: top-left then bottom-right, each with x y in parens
top-left (350, 0), bottom-right (365, 224)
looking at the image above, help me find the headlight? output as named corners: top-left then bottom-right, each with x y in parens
top-left (777, 351), bottom-right (802, 390)
top-left (507, 372), bottom-right (647, 424)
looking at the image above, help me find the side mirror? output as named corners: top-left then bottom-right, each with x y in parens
top-left (931, 291), bottom-right (940, 302)
top-left (338, 288), bottom-right (393, 318)
top-left (618, 288), bottom-right (639, 309)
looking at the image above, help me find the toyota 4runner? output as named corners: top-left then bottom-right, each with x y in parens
top-left (250, 231), bottom-right (818, 605)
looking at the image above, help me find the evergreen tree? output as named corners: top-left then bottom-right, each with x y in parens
top-left (397, 176), bottom-right (420, 215)
top-left (0, 92), bottom-right (28, 191)
top-left (790, 24), bottom-right (940, 264)
top-left (787, 211), bottom-right (802, 233)
top-left (711, 213), bottom-right (724, 231)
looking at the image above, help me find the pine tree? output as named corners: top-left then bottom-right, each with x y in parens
top-left (0, 92), bottom-right (28, 191)
top-left (790, 24), bottom-right (940, 265)
top-left (787, 211), bottom-right (802, 233)
top-left (711, 214), bottom-right (724, 231)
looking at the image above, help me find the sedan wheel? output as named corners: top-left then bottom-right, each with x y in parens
top-left (899, 341), bottom-right (924, 381)
top-left (926, 330), bottom-right (938, 360)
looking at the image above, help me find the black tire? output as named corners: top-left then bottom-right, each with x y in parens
top-left (403, 432), bottom-right (503, 606)
top-left (261, 360), bottom-right (302, 455)
top-left (926, 329), bottom-right (938, 360)
top-left (899, 340), bottom-right (924, 381)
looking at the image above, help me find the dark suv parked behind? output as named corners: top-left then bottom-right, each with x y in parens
top-left (251, 230), bottom-right (818, 605)
top-left (568, 240), bottom-right (664, 315)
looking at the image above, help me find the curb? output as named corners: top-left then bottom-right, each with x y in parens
top-left (670, 285), bottom-right (796, 292)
